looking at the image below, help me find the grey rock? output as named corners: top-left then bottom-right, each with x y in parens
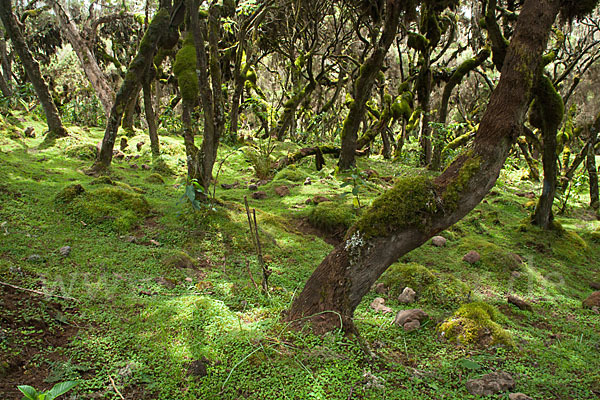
top-left (511, 271), bottom-right (522, 279)
top-left (59, 246), bottom-right (71, 257)
top-left (27, 254), bottom-right (43, 263)
top-left (248, 184), bottom-right (259, 191)
top-left (398, 287), bottom-right (416, 304)
top-left (466, 372), bottom-right (515, 396)
top-left (431, 236), bottom-right (447, 247)
top-left (463, 250), bottom-right (481, 264)
top-left (403, 320), bottom-right (421, 332)
top-left (141, 164), bottom-right (151, 170)
top-left (304, 177), bottom-right (312, 185)
top-left (508, 295), bottom-right (532, 311)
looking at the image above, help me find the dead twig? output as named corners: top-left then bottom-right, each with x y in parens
top-left (0, 280), bottom-right (79, 302)
top-left (108, 375), bottom-right (125, 400)
top-left (244, 196), bottom-right (271, 294)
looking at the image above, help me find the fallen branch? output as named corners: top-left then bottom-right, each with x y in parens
top-left (108, 375), bottom-right (125, 400)
top-left (0, 280), bottom-right (79, 302)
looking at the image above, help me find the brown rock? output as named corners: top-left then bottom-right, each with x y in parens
top-left (24, 126), bottom-right (35, 138)
top-left (508, 295), bottom-right (533, 311)
top-left (403, 320), bottom-right (421, 332)
top-left (509, 393), bottom-right (533, 400)
top-left (252, 191), bottom-right (267, 200)
top-left (312, 195), bottom-right (332, 204)
top-left (130, 164), bottom-right (138, 169)
top-left (466, 372), bottom-right (515, 396)
top-left (274, 185), bottom-right (290, 197)
top-left (463, 250), bottom-right (481, 264)
top-left (221, 182), bottom-right (239, 189)
top-left (114, 151), bottom-right (125, 160)
top-left (136, 141), bottom-right (144, 151)
top-left (511, 271), bottom-right (522, 279)
top-left (141, 164), bottom-right (151, 170)
top-left (393, 309), bottom-right (428, 331)
top-left (370, 297), bottom-right (393, 313)
top-left (248, 184), bottom-right (259, 191)
top-left (582, 291), bottom-right (600, 309)
top-left (120, 137), bottom-right (128, 151)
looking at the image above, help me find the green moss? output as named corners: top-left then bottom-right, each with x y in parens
top-left (162, 250), bottom-right (196, 269)
top-left (55, 184), bottom-right (85, 204)
top-left (146, 173), bottom-right (165, 184)
top-left (355, 175), bottom-right (438, 238)
top-left (529, 75), bottom-right (564, 133)
top-left (379, 262), bottom-right (470, 305)
top-left (65, 144), bottom-right (98, 160)
top-left (274, 166), bottom-right (305, 183)
top-left (407, 32), bottom-right (429, 51)
top-left (308, 202), bottom-right (357, 233)
top-left (65, 187), bottom-right (151, 233)
top-left (90, 176), bottom-right (115, 186)
top-left (391, 98), bottom-right (412, 121)
top-left (438, 302), bottom-right (513, 348)
top-left (458, 237), bottom-right (523, 272)
top-left (551, 229), bottom-right (590, 262)
top-left (174, 38), bottom-right (199, 103)
top-left (442, 154), bottom-right (481, 211)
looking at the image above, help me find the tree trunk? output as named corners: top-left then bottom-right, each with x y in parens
top-left (0, 0), bottom-right (67, 139)
top-left (48, 0), bottom-right (114, 116)
top-left (531, 76), bottom-right (564, 229)
top-left (338, 0), bottom-right (401, 170)
top-left (143, 75), bottom-right (160, 158)
top-left (587, 124), bottom-right (599, 211)
top-left (518, 139), bottom-right (540, 182)
top-left (0, 38), bottom-right (11, 94)
top-left (88, 4), bottom-right (173, 175)
top-left (122, 85), bottom-right (141, 133)
top-left (287, 0), bottom-right (560, 334)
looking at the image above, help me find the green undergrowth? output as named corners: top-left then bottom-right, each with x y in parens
top-left (0, 114), bottom-right (599, 399)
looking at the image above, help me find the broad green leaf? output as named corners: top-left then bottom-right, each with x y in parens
top-left (458, 359), bottom-right (481, 370)
top-left (352, 198), bottom-right (359, 208)
top-left (17, 385), bottom-right (39, 400)
top-left (46, 381), bottom-right (78, 400)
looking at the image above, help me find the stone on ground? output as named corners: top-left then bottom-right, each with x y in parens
top-left (465, 372), bottom-right (515, 396)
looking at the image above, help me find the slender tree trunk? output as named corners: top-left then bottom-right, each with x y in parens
top-left (122, 85), bottom-right (141, 133)
top-left (48, 0), bottom-right (114, 116)
top-left (587, 126), bottom-right (599, 211)
top-left (0, 0), bottom-right (67, 139)
top-left (0, 38), bottom-right (11, 94)
top-left (0, 68), bottom-right (9, 96)
top-left (338, 0), bottom-right (401, 170)
top-left (287, 0), bottom-right (560, 334)
top-left (143, 76), bottom-right (159, 158)
top-left (274, 80), bottom-right (316, 141)
top-left (518, 139), bottom-right (540, 182)
top-left (89, 4), bottom-right (173, 175)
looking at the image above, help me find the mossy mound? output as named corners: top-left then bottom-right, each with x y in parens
top-left (90, 176), bottom-right (115, 185)
top-left (380, 262), bottom-right (470, 305)
top-left (458, 237), bottom-right (523, 272)
top-left (146, 173), bottom-right (165, 184)
top-left (438, 302), bottom-right (513, 348)
top-left (55, 184), bottom-right (86, 204)
top-left (274, 166), bottom-right (305, 182)
top-left (550, 229), bottom-right (589, 263)
top-left (64, 187), bottom-right (151, 233)
top-left (307, 202), bottom-right (357, 233)
top-left (65, 143), bottom-right (98, 160)
top-left (162, 250), bottom-right (196, 269)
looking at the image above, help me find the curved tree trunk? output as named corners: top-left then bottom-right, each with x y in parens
top-left (88, 3), bottom-right (174, 175)
top-left (338, 0), bottom-right (402, 170)
top-left (48, 0), bottom-right (114, 116)
top-left (287, 0), bottom-right (560, 334)
top-left (0, 0), bottom-right (67, 139)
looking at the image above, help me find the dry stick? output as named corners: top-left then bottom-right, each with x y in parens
top-left (108, 375), bottom-right (125, 400)
top-left (252, 209), bottom-right (270, 292)
top-left (245, 257), bottom-right (259, 290)
top-left (0, 280), bottom-right (79, 302)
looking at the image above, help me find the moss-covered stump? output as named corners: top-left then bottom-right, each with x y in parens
top-left (307, 202), bottom-right (357, 233)
top-left (438, 302), bottom-right (513, 348)
top-left (379, 262), bottom-right (470, 305)
top-left (60, 186), bottom-right (151, 233)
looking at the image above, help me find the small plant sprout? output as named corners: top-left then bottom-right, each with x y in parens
top-left (17, 381), bottom-right (78, 400)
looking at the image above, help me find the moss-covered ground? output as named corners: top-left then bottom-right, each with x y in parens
top-left (1, 115), bottom-right (599, 399)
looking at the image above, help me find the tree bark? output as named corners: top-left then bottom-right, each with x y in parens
top-left (287, 0), bottom-right (561, 334)
top-left (143, 73), bottom-right (160, 158)
top-left (88, 4), bottom-right (174, 175)
top-left (0, 0), bottom-right (67, 139)
top-left (586, 120), bottom-right (600, 211)
top-left (48, 0), bottom-right (114, 116)
top-left (338, 0), bottom-right (401, 170)
top-left (0, 38), bottom-right (11, 94)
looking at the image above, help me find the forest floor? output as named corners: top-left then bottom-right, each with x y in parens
top-left (1, 114), bottom-right (600, 399)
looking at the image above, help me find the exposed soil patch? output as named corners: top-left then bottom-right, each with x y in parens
top-left (0, 284), bottom-right (78, 399)
top-left (293, 217), bottom-right (343, 246)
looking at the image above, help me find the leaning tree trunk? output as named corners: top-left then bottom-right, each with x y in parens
top-left (531, 75), bottom-right (564, 229)
top-left (338, 0), bottom-right (402, 170)
top-left (88, 4), bottom-right (174, 175)
top-left (48, 0), bottom-right (114, 116)
top-left (286, 0), bottom-right (561, 334)
top-left (0, 0), bottom-right (67, 139)
top-left (142, 71), bottom-right (160, 158)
